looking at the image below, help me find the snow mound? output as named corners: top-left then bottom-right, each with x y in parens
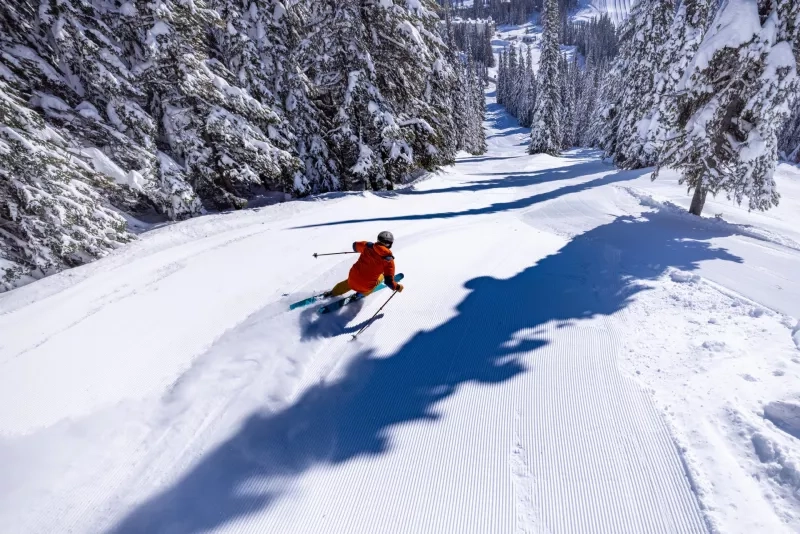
top-left (752, 432), bottom-right (778, 462)
top-left (701, 340), bottom-right (727, 352)
top-left (764, 401), bottom-right (800, 440)
top-left (750, 429), bottom-right (800, 499)
top-left (793, 321), bottom-right (800, 350)
top-left (670, 270), bottom-right (700, 284)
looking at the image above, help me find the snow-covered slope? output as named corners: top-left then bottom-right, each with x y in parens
top-left (575, 0), bottom-right (636, 24)
top-left (2, 81), bottom-right (800, 533)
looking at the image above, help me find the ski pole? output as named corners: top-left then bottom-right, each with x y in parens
top-left (352, 290), bottom-right (399, 341)
top-left (313, 251), bottom-right (359, 258)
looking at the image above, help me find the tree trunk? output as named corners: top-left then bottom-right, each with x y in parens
top-left (689, 185), bottom-right (707, 216)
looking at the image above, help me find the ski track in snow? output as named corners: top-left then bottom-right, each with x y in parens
top-left (3, 41), bottom-right (800, 534)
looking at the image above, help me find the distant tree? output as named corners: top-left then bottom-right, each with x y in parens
top-left (648, 0), bottom-right (715, 160)
top-left (529, 0), bottom-right (562, 156)
top-left (779, 103), bottom-right (800, 163)
top-left (598, 0), bottom-right (676, 169)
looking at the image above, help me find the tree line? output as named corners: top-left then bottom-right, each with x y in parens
top-left (0, 0), bottom-right (486, 291)
top-left (498, 0), bottom-right (800, 216)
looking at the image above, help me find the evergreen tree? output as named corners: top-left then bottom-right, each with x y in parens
top-left (514, 45), bottom-right (527, 119)
top-left (0, 79), bottom-right (132, 290)
top-left (497, 49), bottom-right (507, 106)
top-left (779, 102), bottom-right (800, 162)
top-left (507, 44), bottom-right (520, 117)
top-left (122, 0), bottom-right (298, 210)
top-left (500, 49), bottom-right (510, 106)
top-left (0, 0), bottom-right (483, 290)
top-left (575, 55), bottom-right (604, 147)
top-left (304, 0), bottom-right (463, 191)
top-left (529, 0), bottom-right (562, 155)
top-left (3, 0), bottom-right (203, 220)
top-left (464, 57), bottom-right (488, 154)
top-left (656, 0), bottom-right (800, 216)
top-left (648, 0), bottom-right (715, 158)
top-left (563, 14), bottom-right (618, 64)
top-left (524, 46), bottom-right (538, 127)
top-left (518, 48), bottom-right (532, 127)
top-left (277, 2), bottom-right (340, 193)
top-left (560, 54), bottom-right (579, 148)
top-left (599, 0), bottom-right (676, 169)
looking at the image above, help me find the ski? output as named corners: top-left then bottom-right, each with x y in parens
top-left (289, 292), bottom-right (330, 310)
top-left (317, 273), bottom-right (404, 315)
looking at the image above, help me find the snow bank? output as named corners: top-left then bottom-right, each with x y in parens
top-left (670, 270), bottom-right (700, 284)
top-left (764, 401), bottom-right (800, 440)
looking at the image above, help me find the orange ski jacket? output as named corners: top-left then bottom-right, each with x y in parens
top-left (348, 241), bottom-right (397, 294)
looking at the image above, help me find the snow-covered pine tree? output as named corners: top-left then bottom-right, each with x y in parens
top-left (471, 63), bottom-right (488, 154)
top-left (119, 0), bottom-right (297, 210)
top-left (601, 0), bottom-right (676, 169)
top-left (507, 44), bottom-right (520, 117)
top-left (502, 48), bottom-right (512, 107)
top-left (497, 49), bottom-right (506, 106)
top-left (1, 0), bottom-right (202, 220)
top-left (779, 103), bottom-right (800, 162)
top-left (452, 56), bottom-right (472, 151)
top-left (0, 79), bottom-right (132, 290)
top-left (219, 0), bottom-right (338, 195)
top-left (304, 0), bottom-right (460, 191)
top-left (459, 56), bottom-right (488, 154)
top-left (656, 0), bottom-right (800, 216)
top-left (411, 6), bottom-right (462, 169)
top-left (591, 51), bottom-right (623, 152)
top-left (575, 54), bottom-right (604, 147)
top-left (520, 46), bottom-right (537, 128)
top-left (302, 1), bottom-right (387, 190)
top-left (517, 48), bottom-right (532, 127)
top-left (449, 21), bottom-right (485, 157)
top-left (560, 54), bottom-right (578, 148)
top-left (513, 45), bottom-right (524, 119)
top-left (648, 0), bottom-right (715, 158)
top-left (529, 0), bottom-right (562, 155)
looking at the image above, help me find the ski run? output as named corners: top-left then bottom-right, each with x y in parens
top-left (3, 11), bottom-right (800, 534)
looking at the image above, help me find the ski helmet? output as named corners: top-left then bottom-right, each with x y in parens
top-left (377, 231), bottom-right (394, 247)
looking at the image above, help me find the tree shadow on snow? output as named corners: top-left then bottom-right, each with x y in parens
top-left (293, 167), bottom-right (648, 229)
top-left (109, 202), bottom-right (743, 534)
top-left (404, 159), bottom-right (617, 196)
top-left (485, 99), bottom-right (524, 133)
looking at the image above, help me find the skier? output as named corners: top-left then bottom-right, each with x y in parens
top-left (327, 231), bottom-right (405, 297)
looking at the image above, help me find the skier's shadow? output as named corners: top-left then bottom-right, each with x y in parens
top-left (298, 297), bottom-right (367, 340)
top-left (109, 205), bottom-right (742, 534)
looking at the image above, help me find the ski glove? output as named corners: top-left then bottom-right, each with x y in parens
top-left (394, 284), bottom-right (404, 293)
